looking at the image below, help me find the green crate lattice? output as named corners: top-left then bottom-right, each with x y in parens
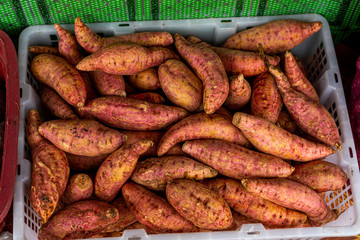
top-left (0, 0), bottom-right (360, 43)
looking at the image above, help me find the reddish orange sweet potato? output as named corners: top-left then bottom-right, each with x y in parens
top-left (182, 139), bottom-right (294, 179)
top-left (39, 84), bottom-right (78, 120)
top-left (204, 177), bottom-right (307, 228)
top-left (95, 139), bottom-right (153, 202)
top-left (65, 152), bottom-right (109, 171)
top-left (77, 96), bottom-right (188, 131)
top-left (54, 23), bottom-right (83, 66)
top-left (38, 119), bottom-right (127, 157)
top-left (100, 195), bottom-right (138, 233)
top-left (158, 59), bottom-right (203, 112)
top-left (283, 51), bottom-right (319, 103)
top-left (232, 112), bottom-right (336, 161)
top-left (211, 46), bottom-right (280, 76)
top-left (76, 42), bottom-right (179, 75)
top-left (251, 72), bottom-right (283, 123)
top-left (286, 160), bottom-right (347, 192)
top-left (224, 74), bottom-right (251, 111)
top-left (28, 46), bottom-right (60, 55)
top-left (174, 33), bottom-right (229, 114)
top-left (122, 182), bottom-right (198, 233)
top-left (38, 200), bottom-right (119, 240)
top-left (223, 19), bottom-right (322, 54)
top-left (74, 17), bottom-right (173, 53)
top-left (166, 179), bottom-right (233, 230)
top-left (266, 63), bottom-right (341, 150)
top-left (241, 178), bottom-right (338, 226)
top-left (26, 110), bottom-right (70, 224)
top-left (131, 155), bottom-right (218, 190)
top-left (276, 108), bottom-right (297, 133)
top-left (126, 67), bottom-right (161, 91)
top-left (127, 92), bottom-right (165, 104)
top-left (61, 173), bottom-right (93, 205)
top-left (31, 54), bottom-right (87, 108)
top-left (90, 71), bottom-right (126, 97)
top-left (157, 113), bottom-right (250, 156)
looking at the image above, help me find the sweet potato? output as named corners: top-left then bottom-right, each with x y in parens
top-left (26, 110), bottom-right (70, 223)
top-left (65, 152), bottom-right (109, 171)
top-left (38, 200), bottom-right (119, 240)
top-left (265, 61), bottom-right (341, 150)
top-left (223, 19), bottom-right (322, 54)
top-left (158, 59), bottom-right (203, 112)
top-left (38, 119), bottom-right (127, 157)
top-left (174, 33), bottom-right (229, 114)
top-left (157, 112), bottom-right (250, 156)
top-left (231, 210), bottom-right (259, 229)
top-left (251, 72), bottom-right (282, 123)
top-left (100, 195), bottom-right (137, 233)
top-left (241, 178), bottom-right (338, 226)
top-left (232, 112), bottom-right (336, 161)
top-left (286, 160), bottom-right (347, 192)
top-left (120, 130), bottom-right (185, 158)
top-left (122, 182), bottom-right (198, 233)
top-left (77, 96), bottom-right (188, 131)
top-left (126, 67), bottom-right (161, 91)
top-left (276, 108), bottom-right (297, 133)
top-left (131, 155), bottom-right (218, 190)
top-left (204, 177), bottom-right (307, 228)
top-left (31, 54), bottom-right (87, 108)
top-left (166, 179), bottom-right (233, 230)
top-left (29, 46), bottom-right (60, 55)
top-left (186, 35), bottom-right (203, 44)
top-left (95, 139), bottom-right (153, 202)
top-left (183, 139), bottom-right (294, 179)
top-left (89, 71), bottom-right (126, 97)
top-left (127, 92), bottom-right (165, 104)
top-left (74, 17), bottom-right (173, 53)
top-left (283, 51), bottom-right (319, 102)
top-left (61, 173), bottom-right (93, 205)
top-left (76, 42), bottom-right (179, 75)
top-left (210, 46), bottom-right (280, 76)
top-left (39, 84), bottom-right (78, 120)
top-left (224, 74), bottom-right (251, 111)
top-left (54, 23), bottom-right (83, 66)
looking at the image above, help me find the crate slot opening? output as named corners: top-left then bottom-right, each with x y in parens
top-left (247, 231), bottom-right (260, 235)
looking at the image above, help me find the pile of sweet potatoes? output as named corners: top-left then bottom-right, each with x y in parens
top-left (26, 17), bottom-right (349, 239)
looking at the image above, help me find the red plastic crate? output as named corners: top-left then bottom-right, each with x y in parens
top-left (0, 29), bottom-right (20, 223)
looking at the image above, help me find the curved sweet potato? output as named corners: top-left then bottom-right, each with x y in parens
top-left (90, 71), bottom-right (126, 97)
top-left (126, 67), bottom-right (161, 91)
top-left (157, 113), bottom-right (250, 156)
top-left (127, 92), bottom-right (165, 104)
top-left (174, 33), bottom-right (229, 114)
top-left (95, 139), bottom-right (153, 202)
top-left (65, 152), bottom-right (109, 171)
top-left (29, 46), bottom-right (60, 55)
top-left (61, 173), bottom-right (93, 205)
top-left (224, 74), bottom-right (251, 111)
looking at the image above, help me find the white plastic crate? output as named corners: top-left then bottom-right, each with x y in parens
top-left (14, 14), bottom-right (360, 240)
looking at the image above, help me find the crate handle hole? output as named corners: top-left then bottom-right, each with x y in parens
top-left (247, 231), bottom-right (260, 235)
top-left (334, 73), bottom-right (339, 83)
top-left (17, 164), bottom-right (21, 175)
top-left (221, 19), bottom-right (232, 23)
top-left (349, 147), bottom-right (353, 158)
top-left (129, 238), bottom-right (141, 240)
top-left (20, 88), bottom-right (22, 98)
top-left (119, 23), bottom-right (130, 27)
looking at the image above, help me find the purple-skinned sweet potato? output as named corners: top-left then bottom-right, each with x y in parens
top-left (38, 119), bottom-right (127, 157)
top-left (131, 155), bottom-right (218, 190)
top-left (95, 139), bottom-right (153, 202)
top-left (77, 96), bottom-right (189, 131)
top-left (157, 112), bottom-right (250, 156)
top-left (182, 139), bottom-right (294, 179)
top-left (38, 200), bottom-right (119, 240)
top-left (232, 112), bottom-right (336, 161)
top-left (122, 182), bottom-right (198, 233)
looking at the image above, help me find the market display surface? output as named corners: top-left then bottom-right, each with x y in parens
top-left (13, 14), bottom-right (360, 240)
